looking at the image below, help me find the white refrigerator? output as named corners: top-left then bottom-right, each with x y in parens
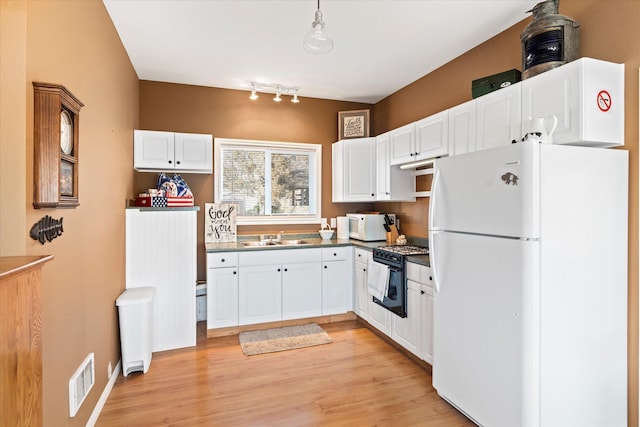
top-left (428, 140), bottom-right (628, 427)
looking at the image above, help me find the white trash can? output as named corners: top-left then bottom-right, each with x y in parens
top-left (116, 287), bottom-right (155, 377)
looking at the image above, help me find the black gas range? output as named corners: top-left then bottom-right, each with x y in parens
top-left (371, 245), bottom-right (429, 318)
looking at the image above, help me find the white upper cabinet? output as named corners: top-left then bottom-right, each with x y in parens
top-left (521, 57), bottom-right (624, 147)
top-left (448, 99), bottom-right (477, 156)
top-left (376, 132), bottom-right (415, 202)
top-left (389, 111), bottom-right (449, 165)
top-left (414, 111), bottom-right (449, 159)
top-left (475, 82), bottom-right (521, 151)
top-left (332, 137), bottom-right (376, 202)
top-left (134, 129), bottom-right (213, 173)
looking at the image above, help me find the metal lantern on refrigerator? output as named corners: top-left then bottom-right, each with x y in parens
top-left (520, 0), bottom-right (580, 79)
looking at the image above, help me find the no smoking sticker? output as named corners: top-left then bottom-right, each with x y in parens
top-left (597, 90), bottom-right (612, 112)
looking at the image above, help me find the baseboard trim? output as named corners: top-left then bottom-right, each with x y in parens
top-left (86, 359), bottom-right (121, 427)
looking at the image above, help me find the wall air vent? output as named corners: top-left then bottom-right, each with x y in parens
top-left (69, 353), bottom-right (95, 417)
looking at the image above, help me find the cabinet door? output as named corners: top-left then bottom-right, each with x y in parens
top-left (368, 297), bottom-right (391, 335)
top-left (376, 132), bottom-right (391, 199)
top-left (354, 262), bottom-right (369, 319)
top-left (420, 282), bottom-right (434, 364)
top-left (343, 138), bottom-right (376, 201)
top-left (282, 262), bottom-right (322, 320)
top-left (521, 58), bottom-right (624, 147)
top-left (322, 260), bottom-right (349, 315)
top-left (134, 130), bottom-right (175, 170)
top-left (392, 280), bottom-right (420, 357)
top-left (239, 264), bottom-right (282, 325)
top-left (415, 111), bottom-right (449, 160)
top-left (448, 99), bottom-right (477, 156)
top-left (174, 132), bottom-right (213, 172)
top-left (207, 267), bottom-right (238, 329)
top-left (476, 83), bottom-right (521, 151)
top-left (389, 123), bottom-right (416, 165)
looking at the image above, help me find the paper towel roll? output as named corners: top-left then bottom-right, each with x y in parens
top-left (337, 216), bottom-right (349, 240)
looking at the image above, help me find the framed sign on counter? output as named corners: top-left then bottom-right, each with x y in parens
top-left (338, 109), bottom-right (370, 140)
top-left (205, 203), bottom-right (237, 243)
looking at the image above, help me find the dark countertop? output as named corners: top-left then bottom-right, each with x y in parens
top-left (205, 235), bottom-right (430, 267)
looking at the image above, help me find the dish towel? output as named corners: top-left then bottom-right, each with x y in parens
top-left (367, 260), bottom-right (390, 300)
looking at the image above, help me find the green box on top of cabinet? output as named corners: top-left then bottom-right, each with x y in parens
top-left (471, 69), bottom-right (521, 99)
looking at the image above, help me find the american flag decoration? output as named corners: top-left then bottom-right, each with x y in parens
top-left (135, 196), bottom-right (194, 207)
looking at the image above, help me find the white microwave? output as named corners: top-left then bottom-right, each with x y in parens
top-left (346, 213), bottom-right (397, 241)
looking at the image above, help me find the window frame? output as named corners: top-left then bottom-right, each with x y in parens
top-left (214, 137), bottom-right (322, 226)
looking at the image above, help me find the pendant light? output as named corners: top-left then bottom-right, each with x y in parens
top-left (303, 0), bottom-right (334, 54)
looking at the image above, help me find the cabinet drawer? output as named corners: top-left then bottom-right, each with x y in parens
top-left (354, 248), bottom-right (372, 264)
top-left (207, 252), bottom-right (238, 268)
top-left (406, 261), bottom-right (425, 283)
top-left (239, 248), bottom-right (321, 266)
top-left (321, 246), bottom-right (350, 261)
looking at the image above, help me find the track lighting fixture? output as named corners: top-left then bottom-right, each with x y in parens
top-left (249, 82), bottom-right (300, 104)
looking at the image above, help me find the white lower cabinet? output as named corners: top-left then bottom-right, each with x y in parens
top-left (353, 248), bottom-right (371, 319)
top-left (321, 247), bottom-right (353, 315)
top-left (391, 279), bottom-right (420, 357)
top-left (207, 252), bottom-right (239, 329)
top-left (239, 264), bottom-right (283, 325)
top-left (282, 262), bottom-right (322, 320)
top-left (419, 281), bottom-right (434, 364)
top-left (367, 299), bottom-right (391, 336)
top-left (208, 247), bottom-right (356, 330)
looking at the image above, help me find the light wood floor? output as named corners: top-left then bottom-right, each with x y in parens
top-left (97, 320), bottom-right (474, 426)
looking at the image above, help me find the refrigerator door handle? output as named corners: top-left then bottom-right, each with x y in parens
top-left (430, 230), bottom-right (440, 293)
top-left (428, 168), bottom-right (440, 230)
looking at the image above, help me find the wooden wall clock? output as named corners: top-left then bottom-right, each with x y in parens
top-left (33, 82), bottom-right (84, 208)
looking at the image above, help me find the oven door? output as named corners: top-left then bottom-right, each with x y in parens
top-left (373, 265), bottom-right (406, 318)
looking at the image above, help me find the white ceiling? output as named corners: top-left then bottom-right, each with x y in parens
top-left (103, 0), bottom-right (539, 104)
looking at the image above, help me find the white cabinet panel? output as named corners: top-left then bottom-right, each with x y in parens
top-left (376, 132), bottom-right (415, 201)
top-left (415, 111), bottom-right (449, 159)
top-left (134, 129), bottom-right (212, 173)
top-left (420, 281), bottom-right (434, 364)
top-left (353, 249), bottom-right (371, 319)
top-left (521, 57), bottom-right (624, 147)
top-left (239, 264), bottom-right (282, 325)
top-left (448, 100), bottom-right (477, 156)
top-left (392, 280), bottom-right (420, 357)
top-left (282, 262), bottom-right (322, 319)
top-left (367, 298), bottom-right (391, 335)
top-left (207, 266), bottom-right (238, 329)
top-left (125, 209), bottom-right (197, 352)
top-left (476, 83), bottom-right (521, 151)
top-left (389, 123), bottom-right (416, 165)
top-left (332, 138), bottom-right (376, 202)
top-left (322, 260), bottom-right (349, 315)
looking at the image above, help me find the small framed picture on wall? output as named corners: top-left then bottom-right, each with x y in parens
top-left (338, 109), bottom-right (370, 140)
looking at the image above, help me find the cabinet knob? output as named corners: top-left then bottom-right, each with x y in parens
top-left (421, 290), bottom-right (425, 295)
top-left (324, 265), bottom-right (328, 269)
top-left (371, 193), bottom-right (374, 197)
top-left (221, 258), bottom-right (225, 263)
top-left (284, 268), bottom-right (288, 272)
top-left (414, 152), bottom-right (419, 156)
top-left (429, 276), bottom-right (433, 280)
top-left (333, 253), bottom-right (337, 256)
top-left (410, 153), bottom-right (414, 157)
top-left (277, 268), bottom-right (281, 272)
top-left (363, 268), bottom-right (366, 272)
top-left (168, 160), bottom-right (173, 164)
top-left (176, 161), bottom-right (181, 165)
top-left (233, 271), bottom-right (237, 275)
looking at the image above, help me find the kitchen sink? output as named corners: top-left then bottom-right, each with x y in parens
top-left (276, 240), bottom-right (309, 246)
top-left (242, 241), bottom-right (278, 247)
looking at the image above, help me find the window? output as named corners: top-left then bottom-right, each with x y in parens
top-left (214, 138), bottom-right (322, 225)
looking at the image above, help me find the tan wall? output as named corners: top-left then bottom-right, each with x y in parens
top-left (2, 1), bottom-right (140, 425)
top-left (137, 81), bottom-right (374, 280)
top-left (374, 1), bottom-right (640, 424)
